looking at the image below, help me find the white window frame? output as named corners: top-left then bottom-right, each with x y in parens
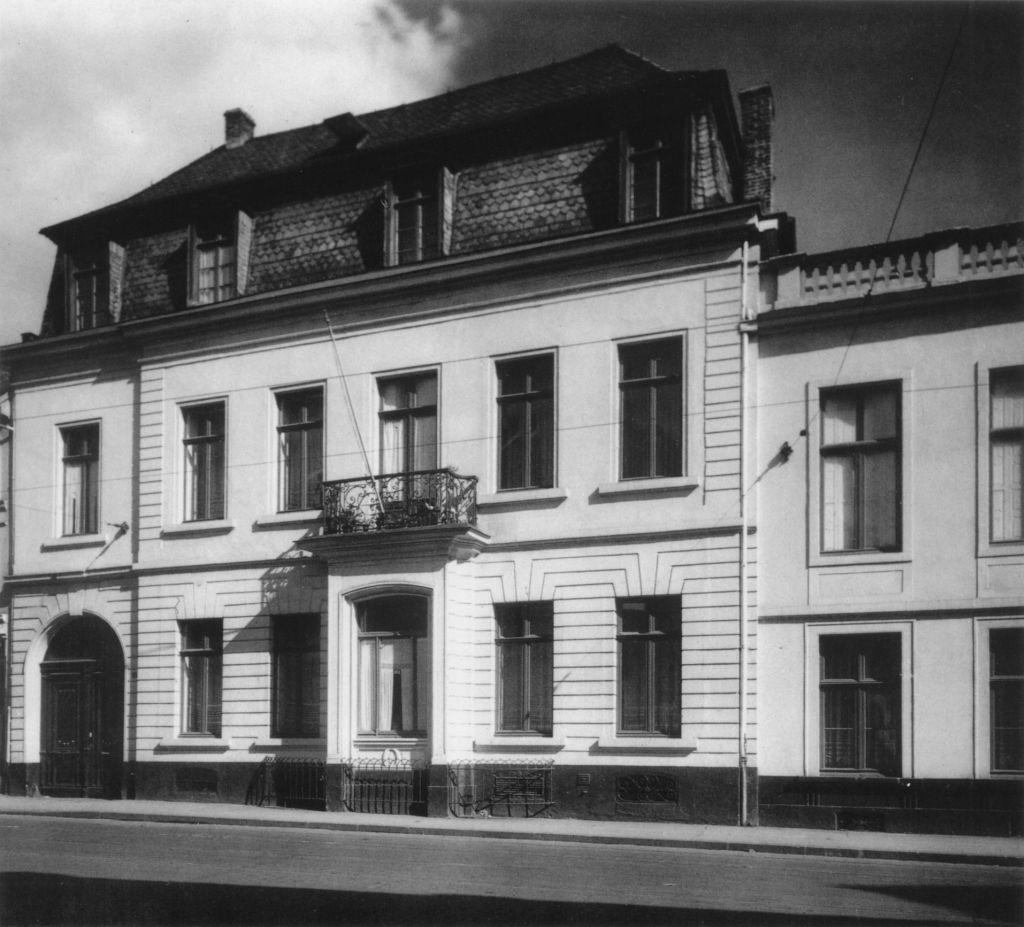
top-left (66, 252), bottom-right (110, 332)
top-left (57, 420), bottom-right (100, 538)
top-left (493, 351), bottom-right (557, 493)
top-left (977, 364), bottom-right (1024, 559)
top-left (181, 399), bottom-right (228, 523)
top-left (275, 385), bottom-right (325, 513)
top-left (974, 616), bottom-right (1024, 777)
top-left (804, 621), bottom-right (913, 779)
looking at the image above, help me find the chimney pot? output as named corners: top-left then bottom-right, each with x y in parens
top-left (224, 108), bottom-right (256, 149)
top-left (738, 85), bottom-right (774, 213)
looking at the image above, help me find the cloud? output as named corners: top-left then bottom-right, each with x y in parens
top-left (0, 0), bottom-right (466, 345)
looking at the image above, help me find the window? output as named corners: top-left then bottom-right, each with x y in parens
top-left (193, 220), bottom-right (236, 304)
top-left (357, 596), bottom-right (430, 736)
top-left (619, 338), bottom-right (683, 480)
top-left (60, 424), bottom-right (99, 536)
top-left (622, 125), bottom-right (685, 223)
top-left (181, 620), bottom-right (222, 736)
top-left (990, 627), bottom-right (1024, 772)
top-left (617, 598), bottom-right (680, 737)
top-left (820, 634), bottom-right (900, 776)
top-left (273, 615), bottom-right (320, 738)
top-left (990, 367), bottom-right (1023, 543)
top-left (277, 389), bottom-right (323, 512)
top-left (388, 170), bottom-right (439, 265)
top-left (183, 403), bottom-right (225, 521)
top-left (68, 254), bottom-right (110, 331)
top-left (495, 603), bottom-right (553, 735)
top-left (820, 383), bottom-right (901, 553)
top-left (379, 374), bottom-right (437, 475)
top-left (497, 356), bottom-right (554, 490)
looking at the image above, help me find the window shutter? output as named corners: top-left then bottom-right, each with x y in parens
top-left (383, 181), bottom-right (397, 267)
top-left (235, 210), bottom-right (253, 295)
top-left (440, 166), bottom-right (456, 256)
top-left (186, 223), bottom-right (198, 304)
top-left (617, 130), bottom-right (631, 224)
top-left (107, 240), bottom-right (126, 322)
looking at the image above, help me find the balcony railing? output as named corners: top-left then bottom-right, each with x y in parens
top-left (321, 468), bottom-right (478, 535)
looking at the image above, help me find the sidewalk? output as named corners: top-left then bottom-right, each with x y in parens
top-left (1, 794), bottom-right (1021, 867)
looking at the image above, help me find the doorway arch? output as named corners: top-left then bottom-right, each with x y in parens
top-left (39, 614), bottom-right (124, 798)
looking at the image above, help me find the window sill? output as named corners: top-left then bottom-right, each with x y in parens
top-left (810, 549), bottom-right (911, 568)
top-left (477, 488), bottom-right (568, 510)
top-left (41, 533), bottom-right (108, 551)
top-left (353, 736), bottom-right (427, 749)
top-left (155, 736), bottom-right (233, 753)
top-left (161, 520), bottom-right (236, 538)
top-left (473, 735), bottom-right (565, 754)
top-left (254, 511), bottom-right (322, 530)
top-left (591, 735), bottom-right (698, 756)
top-left (250, 738), bottom-right (325, 751)
top-left (594, 476), bottom-right (699, 499)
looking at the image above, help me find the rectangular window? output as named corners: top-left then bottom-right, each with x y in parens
top-left (619, 338), bottom-right (683, 479)
top-left (194, 221), bottom-right (236, 304)
top-left (497, 355), bottom-right (554, 490)
top-left (495, 603), bottom-right (553, 735)
top-left (820, 383), bottom-right (901, 552)
top-left (60, 423), bottom-right (99, 536)
top-left (357, 596), bottom-right (430, 736)
top-left (820, 634), bottom-right (900, 776)
top-left (379, 373), bottom-right (438, 476)
top-left (273, 615), bottom-right (321, 738)
top-left (277, 388), bottom-right (323, 512)
top-left (390, 170), bottom-right (439, 265)
top-left (623, 126), bottom-right (685, 223)
top-left (183, 403), bottom-right (226, 521)
top-left (617, 597), bottom-right (681, 737)
top-left (990, 627), bottom-right (1024, 772)
top-left (69, 254), bottom-right (110, 332)
top-left (181, 620), bottom-right (222, 737)
top-left (991, 367), bottom-right (1023, 543)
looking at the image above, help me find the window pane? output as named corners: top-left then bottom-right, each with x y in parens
top-left (498, 641), bottom-right (526, 731)
top-left (653, 636), bottom-right (680, 736)
top-left (863, 389), bottom-right (898, 440)
top-left (863, 449), bottom-right (898, 549)
top-left (864, 687), bottom-right (900, 776)
top-left (620, 638), bottom-right (647, 731)
top-left (357, 638), bottom-right (376, 733)
top-left (992, 680), bottom-right (1024, 771)
top-left (992, 438), bottom-right (1023, 542)
top-left (621, 385), bottom-right (652, 479)
top-left (992, 369), bottom-right (1024, 430)
top-left (822, 395), bottom-right (858, 445)
top-left (991, 628), bottom-right (1024, 676)
top-left (822, 688), bottom-right (856, 768)
top-left (631, 153), bottom-right (659, 221)
top-left (654, 379), bottom-right (682, 477)
top-left (822, 455), bottom-right (857, 551)
top-left (529, 639), bottom-right (553, 734)
top-left (500, 400), bottom-right (526, 489)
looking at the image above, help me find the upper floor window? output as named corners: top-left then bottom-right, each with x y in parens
top-left (619, 338), bottom-right (683, 480)
top-left (68, 253), bottom-right (110, 332)
top-left (990, 367), bottom-right (1023, 543)
top-left (820, 383), bottom-right (901, 553)
top-left (181, 619), bottom-right (222, 737)
top-left (379, 373), bottom-right (437, 475)
top-left (495, 603), bottom-right (553, 736)
top-left (990, 627), bottom-right (1024, 772)
top-left (820, 633), bottom-right (901, 776)
top-left (273, 615), bottom-right (321, 739)
top-left (621, 125), bottom-right (686, 223)
top-left (191, 219), bottom-right (237, 305)
top-left (60, 423), bottom-right (99, 536)
top-left (497, 355), bottom-right (554, 490)
top-left (277, 388), bottom-right (323, 512)
top-left (618, 597), bottom-right (680, 737)
top-left (388, 170), bottom-right (440, 266)
top-left (183, 403), bottom-right (225, 522)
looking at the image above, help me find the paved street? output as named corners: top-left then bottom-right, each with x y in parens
top-left (1, 814), bottom-right (1021, 925)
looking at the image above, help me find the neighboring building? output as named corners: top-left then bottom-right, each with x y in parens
top-left (755, 226), bottom-right (1024, 835)
top-left (0, 369), bottom-right (9, 793)
top-left (1, 47), bottom-right (789, 823)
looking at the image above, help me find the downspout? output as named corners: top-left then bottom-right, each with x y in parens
top-left (738, 240), bottom-right (750, 825)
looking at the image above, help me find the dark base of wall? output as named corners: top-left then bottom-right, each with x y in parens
top-left (759, 776), bottom-right (1024, 837)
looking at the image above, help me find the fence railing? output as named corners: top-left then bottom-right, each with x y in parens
top-left (447, 761), bottom-right (555, 818)
top-left (245, 756), bottom-right (327, 810)
top-left (321, 468), bottom-right (478, 535)
top-left (341, 757), bottom-right (428, 815)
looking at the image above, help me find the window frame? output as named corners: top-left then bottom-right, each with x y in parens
top-left (377, 370), bottom-right (439, 477)
top-left (59, 422), bottom-right (100, 537)
top-left (988, 366), bottom-right (1023, 545)
top-left (190, 218), bottom-right (237, 305)
top-left (386, 168), bottom-right (443, 267)
top-left (494, 603), bottom-right (554, 736)
top-left (616, 597), bottom-right (681, 738)
top-left (617, 335), bottom-right (685, 481)
top-left (620, 122), bottom-right (688, 224)
top-left (182, 401), bottom-right (227, 523)
top-left (496, 353), bottom-right (555, 492)
top-left (276, 386), bottom-right (324, 513)
top-left (66, 252), bottom-right (111, 332)
top-left (180, 619), bottom-right (223, 737)
top-left (272, 614), bottom-right (321, 739)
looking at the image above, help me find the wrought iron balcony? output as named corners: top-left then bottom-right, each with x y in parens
top-left (321, 468), bottom-right (478, 535)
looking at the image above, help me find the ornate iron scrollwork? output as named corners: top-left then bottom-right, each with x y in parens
top-left (615, 774), bottom-right (678, 804)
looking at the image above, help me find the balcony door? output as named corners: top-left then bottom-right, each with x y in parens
top-left (378, 373), bottom-right (438, 522)
top-left (40, 615), bottom-right (124, 798)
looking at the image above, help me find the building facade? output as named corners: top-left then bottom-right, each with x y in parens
top-left (2, 47), bottom-right (786, 823)
top-left (755, 226), bottom-right (1024, 835)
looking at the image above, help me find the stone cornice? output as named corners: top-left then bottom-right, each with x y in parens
top-left (296, 525), bottom-right (490, 565)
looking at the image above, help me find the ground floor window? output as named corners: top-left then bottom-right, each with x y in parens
top-left (617, 597), bottom-right (681, 737)
top-left (990, 627), bottom-right (1024, 772)
top-left (180, 620), bottom-right (222, 737)
top-left (273, 615), bottom-right (320, 738)
top-left (495, 603), bottom-right (553, 735)
top-left (357, 596), bottom-right (429, 736)
top-left (820, 633), bottom-right (900, 776)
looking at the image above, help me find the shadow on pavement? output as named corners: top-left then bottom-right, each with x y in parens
top-left (844, 883), bottom-right (1023, 925)
top-left (0, 871), bottom-right (960, 926)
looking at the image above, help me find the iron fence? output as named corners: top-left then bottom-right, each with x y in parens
top-left (447, 760), bottom-right (555, 818)
top-left (341, 757), bottom-right (428, 815)
top-left (245, 756), bottom-right (326, 810)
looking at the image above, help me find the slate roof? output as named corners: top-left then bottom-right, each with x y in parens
top-left (44, 45), bottom-right (695, 237)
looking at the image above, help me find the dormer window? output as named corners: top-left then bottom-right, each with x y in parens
top-left (189, 212), bottom-right (252, 306)
top-left (385, 167), bottom-right (455, 267)
top-left (621, 124), bottom-right (686, 223)
top-left (68, 253), bottom-right (110, 331)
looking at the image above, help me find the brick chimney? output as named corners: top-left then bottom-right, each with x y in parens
top-left (738, 85), bottom-right (774, 213)
top-left (224, 108), bottom-right (256, 149)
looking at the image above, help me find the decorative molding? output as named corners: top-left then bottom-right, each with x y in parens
top-left (161, 520), bottom-right (236, 538)
top-left (594, 476), bottom-right (700, 499)
top-left (41, 534), bottom-right (108, 551)
top-left (591, 735), bottom-right (699, 756)
top-left (298, 525), bottom-right (490, 565)
top-left (477, 488), bottom-right (568, 510)
top-left (473, 736), bottom-right (566, 754)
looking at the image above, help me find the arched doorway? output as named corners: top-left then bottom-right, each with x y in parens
top-left (40, 615), bottom-right (124, 798)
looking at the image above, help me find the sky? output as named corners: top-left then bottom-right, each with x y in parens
top-left (0, 0), bottom-right (1021, 349)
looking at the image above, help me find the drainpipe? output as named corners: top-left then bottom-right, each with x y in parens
top-left (737, 240), bottom-right (750, 825)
